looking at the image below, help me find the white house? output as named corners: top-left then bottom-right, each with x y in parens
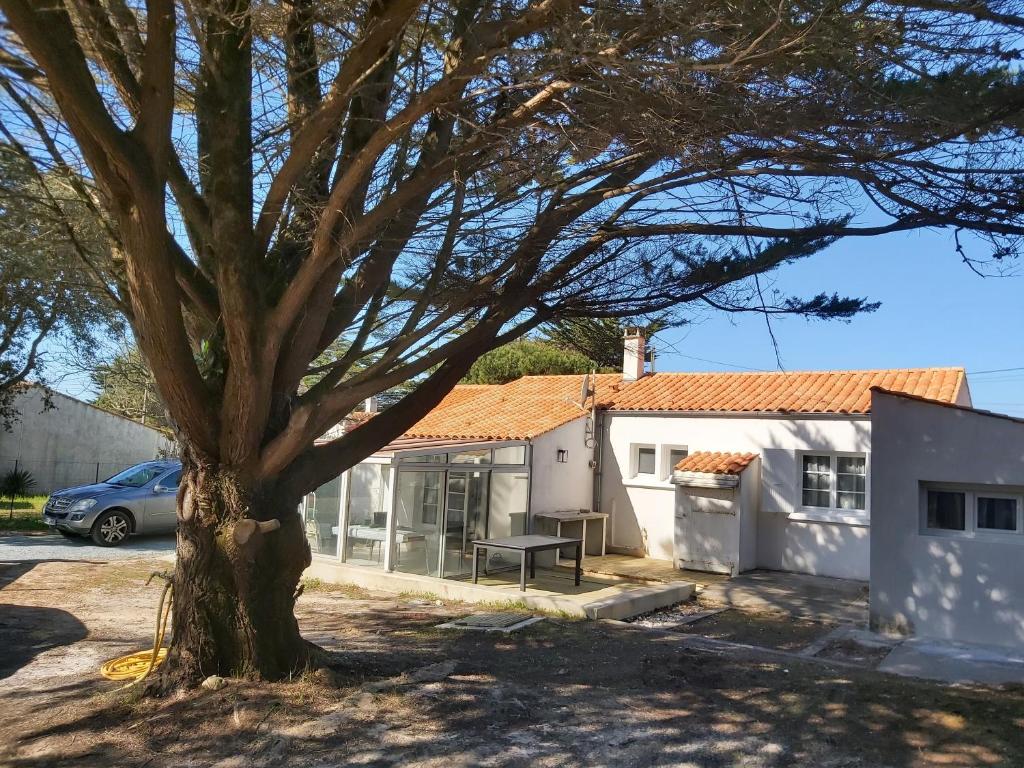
top-left (301, 338), bottom-right (1024, 646)
top-left (301, 334), bottom-right (970, 586)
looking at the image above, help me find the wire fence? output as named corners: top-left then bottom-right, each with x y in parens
top-left (0, 456), bottom-right (171, 496)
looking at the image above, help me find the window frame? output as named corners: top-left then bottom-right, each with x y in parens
top-left (629, 443), bottom-right (657, 479)
top-left (796, 450), bottom-right (870, 519)
top-left (661, 445), bottom-right (689, 481)
top-left (922, 484), bottom-right (1024, 541)
top-left (635, 446), bottom-right (657, 477)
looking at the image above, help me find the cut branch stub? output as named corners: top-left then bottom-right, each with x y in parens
top-left (232, 518), bottom-right (282, 551)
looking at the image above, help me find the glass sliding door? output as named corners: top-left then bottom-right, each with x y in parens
top-left (488, 472), bottom-right (529, 538)
top-left (442, 471), bottom-right (489, 578)
top-left (302, 475), bottom-right (343, 557)
top-left (394, 470), bottom-right (445, 577)
top-left (345, 463), bottom-right (390, 567)
top-left (481, 471), bottom-right (529, 572)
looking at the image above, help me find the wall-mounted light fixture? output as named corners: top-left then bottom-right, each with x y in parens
top-left (556, 449), bottom-right (568, 463)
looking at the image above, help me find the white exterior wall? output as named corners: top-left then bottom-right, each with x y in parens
top-left (601, 412), bottom-right (871, 580)
top-left (529, 417), bottom-right (594, 520)
top-left (739, 461), bottom-right (760, 571)
top-left (870, 391), bottom-right (1024, 649)
top-left (0, 386), bottom-right (174, 493)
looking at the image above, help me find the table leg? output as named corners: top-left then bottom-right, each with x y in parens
top-left (529, 550), bottom-right (535, 579)
top-left (601, 517), bottom-right (607, 556)
top-left (554, 521), bottom-right (561, 566)
top-left (582, 519), bottom-right (588, 561)
top-left (575, 543), bottom-right (582, 586)
top-left (520, 550), bottom-right (527, 592)
top-left (472, 545), bottom-right (480, 584)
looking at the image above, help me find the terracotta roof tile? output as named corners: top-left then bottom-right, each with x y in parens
top-left (675, 451), bottom-right (759, 475)
top-left (607, 367), bottom-right (966, 414)
top-left (404, 374), bottom-right (627, 441)
top-left (399, 367), bottom-right (966, 442)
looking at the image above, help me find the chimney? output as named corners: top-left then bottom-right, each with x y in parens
top-left (622, 329), bottom-right (646, 381)
top-left (364, 395), bottom-right (379, 413)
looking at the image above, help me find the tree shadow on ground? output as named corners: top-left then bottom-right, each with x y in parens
top-left (2, 592), bottom-right (1022, 768)
top-left (0, 562), bottom-right (89, 681)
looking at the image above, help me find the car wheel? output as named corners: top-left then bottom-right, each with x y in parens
top-left (92, 510), bottom-right (131, 546)
top-left (57, 529), bottom-right (79, 539)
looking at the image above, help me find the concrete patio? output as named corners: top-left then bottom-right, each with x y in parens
top-left (305, 559), bottom-right (694, 620)
top-left (556, 553), bottom-right (730, 588)
top-left (698, 569), bottom-right (869, 624)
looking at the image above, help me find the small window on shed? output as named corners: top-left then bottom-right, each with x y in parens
top-left (977, 496), bottom-right (1018, 532)
top-left (927, 490), bottom-right (966, 531)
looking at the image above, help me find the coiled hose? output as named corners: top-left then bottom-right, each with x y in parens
top-left (99, 571), bottom-right (173, 684)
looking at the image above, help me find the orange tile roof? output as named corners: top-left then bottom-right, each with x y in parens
top-left (405, 374), bottom-right (627, 440)
top-left (607, 368), bottom-right (966, 414)
top-left (675, 451), bottom-right (758, 475)
top-left (400, 367), bottom-right (966, 442)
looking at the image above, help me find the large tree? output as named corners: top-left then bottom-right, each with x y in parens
top-left (542, 317), bottom-right (676, 370)
top-left (0, 144), bottom-right (119, 429)
top-left (2, 0), bottom-right (1023, 687)
top-left (92, 341), bottom-right (172, 430)
top-left (463, 337), bottom-right (594, 383)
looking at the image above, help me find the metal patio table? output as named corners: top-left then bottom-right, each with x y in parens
top-left (471, 534), bottom-right (583, 592)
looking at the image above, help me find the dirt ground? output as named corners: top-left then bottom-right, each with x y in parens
top-left (672, 609), bottom-right (834, 652)
top-left (2, 558), bottom-right (1023, 768)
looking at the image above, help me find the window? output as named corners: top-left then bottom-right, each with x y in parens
top-left (421, 473), bottom-right (441, 524)
top-left (836, 456), bottom-right (866, 510)
top-left (927, 490), bottom-right (966, 531)
top-left (923, 485), bottom-right (1024, 539)
top-left (398, 453), bottom-right (447, 464)
top-left (977, 496), bottom-right (1018, 532)
top-left (104, 462), bottom-right (171, 488)
top-left (668, 448), bottom-right (689, 468)
top-left (663, 448), bottom-right (688, 479)
top-left (493, 445), bottom-right (527, 465)
top-left (636, 447), bottom-right (656, 476)
top-left (158, 470), bottom-right (182, 490)
top-left (800, 453), bottom-right (867, 511)
top-left (451, 449), bottom-right (491, 464)
top-left (801, 455), bottom-right (832, 508)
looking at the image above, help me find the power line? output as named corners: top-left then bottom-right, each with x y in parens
top-left (655, 337), bottom-right (766, 372)
top-left (967, 367), bottom-right (1024, 375)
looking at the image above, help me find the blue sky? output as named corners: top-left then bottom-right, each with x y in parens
top-left (48, 226), bottom-right (1023, 416)
top-left (653, 228), bottom-right (1024, 416)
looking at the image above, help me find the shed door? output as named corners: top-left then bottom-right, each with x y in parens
top-left (674, 489), bottom-right (739, 575)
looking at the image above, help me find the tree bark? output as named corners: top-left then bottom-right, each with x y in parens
top-left (157, 449), bottom-right (314, 688)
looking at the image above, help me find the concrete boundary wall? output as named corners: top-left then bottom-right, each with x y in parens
top-left (0, 386), bottom-right (174, 493)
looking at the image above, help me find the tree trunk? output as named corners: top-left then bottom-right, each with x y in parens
top-left (156, 450), bottom-right (315, 689)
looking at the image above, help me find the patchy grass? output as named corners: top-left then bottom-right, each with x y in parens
top-left (300, 577), bottom-right (372, 600)
top-left (472, 598), bottom-right (583, 620)
top-left (0, 495), bottom-right (48, 532)
top-left (395, 590), bottom-right (445, 602)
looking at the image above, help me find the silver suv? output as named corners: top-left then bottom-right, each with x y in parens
top-left (42, 460), bottom-right (181, 546)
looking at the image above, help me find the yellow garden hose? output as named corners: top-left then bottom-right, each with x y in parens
top-left (100, 571), bottom-right (173, 684)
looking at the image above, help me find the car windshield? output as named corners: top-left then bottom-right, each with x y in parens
top-left (104, 463), bottom-right (170, 488)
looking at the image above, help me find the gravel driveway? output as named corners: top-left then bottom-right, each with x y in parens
top-left (0, 533), bottom-right (175, 562)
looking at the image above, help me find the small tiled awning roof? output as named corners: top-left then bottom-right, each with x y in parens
top-left (674, 451), bottom-right (759, 476)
